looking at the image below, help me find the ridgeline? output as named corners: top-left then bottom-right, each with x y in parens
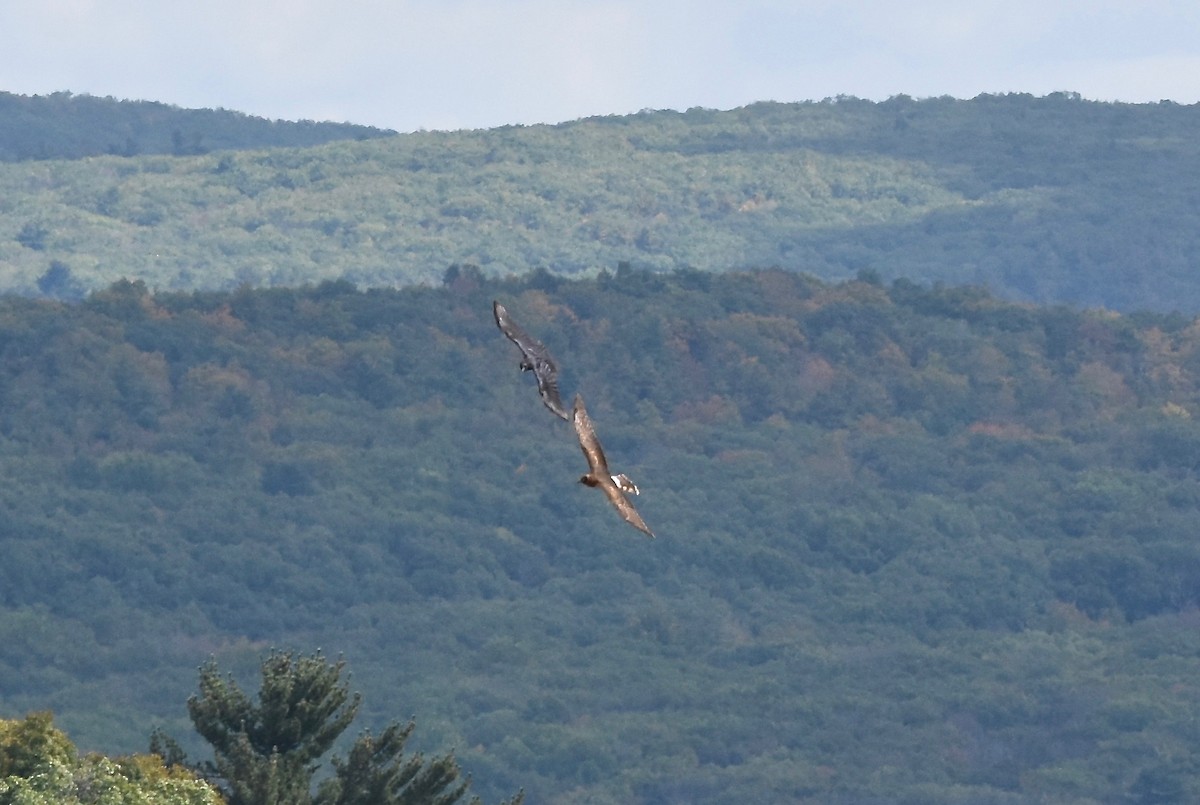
top-left (2, 92), bottom-right (1199, 312)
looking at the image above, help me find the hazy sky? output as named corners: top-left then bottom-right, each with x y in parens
top-left (2, 1), bottom-right (1198, 132)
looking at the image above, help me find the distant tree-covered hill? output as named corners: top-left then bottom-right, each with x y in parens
top-left (2, 269), bottom-right (1200, 802)
top-left (2, 92), bottom-right (1200, 313)
top-left (0, 90), bottom-right (393, 161)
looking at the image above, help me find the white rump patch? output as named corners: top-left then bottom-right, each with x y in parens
top-left (613, 474), bottom-right (640, 495)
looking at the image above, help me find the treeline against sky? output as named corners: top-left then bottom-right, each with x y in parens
top-left (3, 93), bottom-right (1200, 312)
top-left (0, 90), bottom-right (392, 161)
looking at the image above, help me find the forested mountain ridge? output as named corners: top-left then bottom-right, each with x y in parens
top-left (3, 92), bottom-right (1200, 312)
top-left (0, 90), bottom-right (393, 161)
top-left (2, 269), bottom-right (1200, 802)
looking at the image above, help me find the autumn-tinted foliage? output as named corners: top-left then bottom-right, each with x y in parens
top-left (2, 270), bottom-right (1200, 802)
top-left (0, 712), bottom-right (221, 804)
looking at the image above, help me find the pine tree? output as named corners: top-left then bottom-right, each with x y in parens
top-left (178, 650), bottom-right (521, 805)
top-left (186, 650), bottom-right (359, 805)
top-left (316, 721), bottom-right (522, 805)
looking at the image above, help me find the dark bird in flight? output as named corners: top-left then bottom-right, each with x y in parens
top-left (572, 394), bottom-right (654, 538)
top-left (493, 301), bottom-right (569, 421)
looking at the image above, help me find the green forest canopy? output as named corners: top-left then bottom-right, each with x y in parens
top-left (1, 269), bottom-right (1200, 802)
top-left (2, 92), bottom-right (1200, 312)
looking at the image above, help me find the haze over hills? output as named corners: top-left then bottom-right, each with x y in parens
top-left (4, 91), bottom-right (1200, 802)
top-left (1, 91), bottom-right (1199, 313)
top-left (0, 90), bottom-right (394, 160)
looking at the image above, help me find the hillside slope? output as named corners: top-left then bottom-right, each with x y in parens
top-left (0, 90), bottom-right (393, 161)
top-left (2, 93), bottom-right (1199, 312)
top-left (1, 270), bottom-right (1200, 802)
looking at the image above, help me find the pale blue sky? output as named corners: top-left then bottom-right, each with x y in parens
top-left (2, 0), bottom-right (1198, 132)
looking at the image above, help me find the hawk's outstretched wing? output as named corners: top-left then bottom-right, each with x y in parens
top-left (573, 394), bottom-right (654, 538)
top-left (493, 301), bottom-right (569, 420)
